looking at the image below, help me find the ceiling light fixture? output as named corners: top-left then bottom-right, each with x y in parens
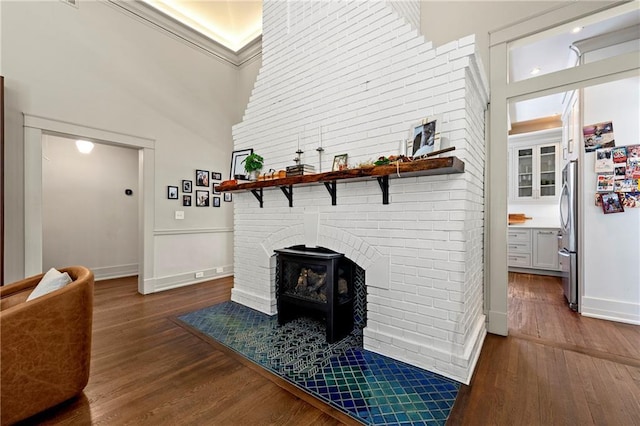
top-left (530, 67), bottom-right (541, 75)
top-left (571, 26), bottom-right (583, 34)
top-left (76, 140), bottom-right (94, 154)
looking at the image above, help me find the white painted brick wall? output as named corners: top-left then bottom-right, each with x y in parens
top-left (231, 0), bottom-right (488, 385)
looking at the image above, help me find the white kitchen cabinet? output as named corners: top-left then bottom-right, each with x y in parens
top-left (508, 227), bottom-right (561, 273)
top-left (532, 229), bottom-right (560, 270)
top-left (509, 129), bottom-right (561, 203)
top-left (508, 229), bottom-right (532, 268)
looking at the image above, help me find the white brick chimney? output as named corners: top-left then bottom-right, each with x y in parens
top-left (230, 0), bottom-right (489, 384)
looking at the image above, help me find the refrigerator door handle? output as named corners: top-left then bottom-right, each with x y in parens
top-left (559, 182), bottom-right (569, 232)
top-left (558, 248), bottom-right (570, 257)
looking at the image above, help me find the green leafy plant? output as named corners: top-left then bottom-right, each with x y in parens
top-left (242, 153), bottom-right (264, 173)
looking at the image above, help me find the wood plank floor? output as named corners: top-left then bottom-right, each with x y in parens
top-left (15, 273), bottom-right (640, 425)
top-left (449, 272), bottom-right (640, 425)
top-left (20, 276), bottom-right (349, 426)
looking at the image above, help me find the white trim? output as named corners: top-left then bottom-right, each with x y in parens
top-left (489, 1), bottom-right (632, 47)
top-left (154, 267), bottom-right (233, 292)
top-left (230, 287), bottom-right (275, 315)
top-left (508, 127), bottom-right (562, 146)
top-left (486, 41), bottom-right (509, 337)
top-left (104, 0), bottom-right (262, 68)
top-left (92, 263), bottom-right (139, 281)
top-left (462, 316), bottom-right (487, 385)
top-left (154, 227), bottom-right (233, 236)
top-left (24, 127), bottom-right (44, 276)
top-left (24, 114), bottom-right (154, 149)
top-left (581, 296), bottom-right (640, 325)
top-left (23, 113), bottom-right (156, 295)
top-left (507, 52), bottom-right (640, 102)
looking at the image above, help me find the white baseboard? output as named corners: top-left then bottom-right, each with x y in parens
top-left (581, 296), bottom-right (640, 325)
top-left (153, 266), bottom-right (234, 293)
top-left (230, 288), bottom-right (276, 315)
top-left (362, 316), bottom-right (486, 385)
top-left (92, 263), bottom-right (138, 281)
top-left (461, 315), bottom-right (487, 385)
top-left (487, 310), bottom-right (508, 336)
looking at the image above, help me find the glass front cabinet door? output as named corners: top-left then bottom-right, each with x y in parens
top-left (538, 145), bottom-right (557, 198)
top-left (509, 130), bottom-right (561, 202)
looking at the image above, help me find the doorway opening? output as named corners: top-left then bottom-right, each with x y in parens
top-left (42, 134), bottom-right (140, 281)
top-left (23, 114), bottom-right (155, 294)
top-left (488, 2), bottom-right (640, 335)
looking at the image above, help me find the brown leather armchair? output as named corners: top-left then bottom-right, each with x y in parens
top-left (0, 266), bottom-right (94, 425)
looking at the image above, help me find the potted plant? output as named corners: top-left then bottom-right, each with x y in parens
top-left (242, 152), bottom-right (264, 181)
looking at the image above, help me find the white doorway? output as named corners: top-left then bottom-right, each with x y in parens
top-left (486, 2), bottom-right (640, 335)
top-left (24, 114), bottom-right (156, 294)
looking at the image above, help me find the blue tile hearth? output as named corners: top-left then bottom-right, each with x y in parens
top-left (178, 301), bottom-right (460, 425)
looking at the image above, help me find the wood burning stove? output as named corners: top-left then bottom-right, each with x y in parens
top-left (275, 246), bottom-right (354, 343)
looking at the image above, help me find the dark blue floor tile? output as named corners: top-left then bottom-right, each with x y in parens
top-left (178, 301), bottom-right (460, 425)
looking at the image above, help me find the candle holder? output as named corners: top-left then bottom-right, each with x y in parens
top-left (316, 146), bottom-right (324, 172)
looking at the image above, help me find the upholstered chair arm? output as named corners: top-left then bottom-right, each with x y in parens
top-left (0, 266), bottom-right (94, 426)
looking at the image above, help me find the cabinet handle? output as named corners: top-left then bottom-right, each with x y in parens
top-left (537, 231), bottom-right (554, 235)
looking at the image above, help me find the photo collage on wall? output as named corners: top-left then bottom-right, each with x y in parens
top-left (594, 142), bottom-right (640, 211)
top-left (167, 170), bottom-right (229, 208)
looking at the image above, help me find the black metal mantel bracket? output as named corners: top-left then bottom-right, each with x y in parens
top-left (280, 185), bottom-right (293, 207)
top-left (324, 181), bottom-right (337, 205)
top-left (251, 188), bottom-right (264, 208)
top-left (377, 175), bottom-right (389, 205)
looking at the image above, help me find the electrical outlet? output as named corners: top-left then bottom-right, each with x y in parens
top-left (216, 267), bottom-right (224, 273)
top-left (175, 211), bottom-right (185, 220)
top-left (194, 271), bottom-right (204, 278)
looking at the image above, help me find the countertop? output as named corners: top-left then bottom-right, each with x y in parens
top-left (508, 217), bottom-right (561, 229)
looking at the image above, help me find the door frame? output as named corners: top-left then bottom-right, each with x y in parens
top-left (23, 114), bottom-right (156, 294)
top-left (486, 1), bottom-right (640, 335)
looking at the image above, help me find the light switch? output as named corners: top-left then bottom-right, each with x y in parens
top-left (175, 211), bottom-right (185, 220)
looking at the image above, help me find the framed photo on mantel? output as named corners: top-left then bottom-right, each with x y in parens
top-left (230, 148), bottom-right (253, 180)
top-left (410, 118), bottom-right (440, 158)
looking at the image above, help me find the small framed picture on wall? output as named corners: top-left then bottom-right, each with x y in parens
top-left (224, 193), bottom-right (232, 202)
top-left (167, 186), bottom-right (179, 199)
top-left (196, 170), bottom-right (209, 187)
top-left (182, 180), bottom-right (192, 193)
top-left (212, 196), bottom-right (221, 207)
top-left (183, 195), bottom-right (192, 207)
top-left (196, 190), bottom-right (210, 207)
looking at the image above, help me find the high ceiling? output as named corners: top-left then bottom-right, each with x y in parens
top-left (141, 0), bottom-right (262, 52)
top-left (140, 2), bottom-right (638, 126)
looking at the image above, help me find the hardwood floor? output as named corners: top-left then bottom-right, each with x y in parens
top-left (14, 273), bottom-right (640, 425)
top-left (449, 272), bottom-right (640, 425)
top-left (20, 276), bottom-right (349, 426)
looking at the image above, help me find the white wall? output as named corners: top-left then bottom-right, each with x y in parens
top-left (2, 1), bottom-right (240, 287)
top-left (42, 135), bottom-right (138, 280)
top-left (582, 74), bottom-right (640, 325)
top-left (232, 0), bottom-right (488, 384)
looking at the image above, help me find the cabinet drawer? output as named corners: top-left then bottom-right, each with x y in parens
top-left (508, 253), bottom-right (531, 268)
top-left (508, 242), bottom-right (531, 254)
top-left (508, 229), bottom-right (531, 244)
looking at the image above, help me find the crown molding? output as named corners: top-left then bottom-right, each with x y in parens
top-left (237, 35), bottom-right (263, 67)
top-left (104, 0), bottom-right (262, 68)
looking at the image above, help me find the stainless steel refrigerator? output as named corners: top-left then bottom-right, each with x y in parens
top-left (559, 160), bottom-right (578, 311)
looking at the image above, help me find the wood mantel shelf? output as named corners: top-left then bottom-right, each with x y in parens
top-left (215, 156), bottom-right (464, 207)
